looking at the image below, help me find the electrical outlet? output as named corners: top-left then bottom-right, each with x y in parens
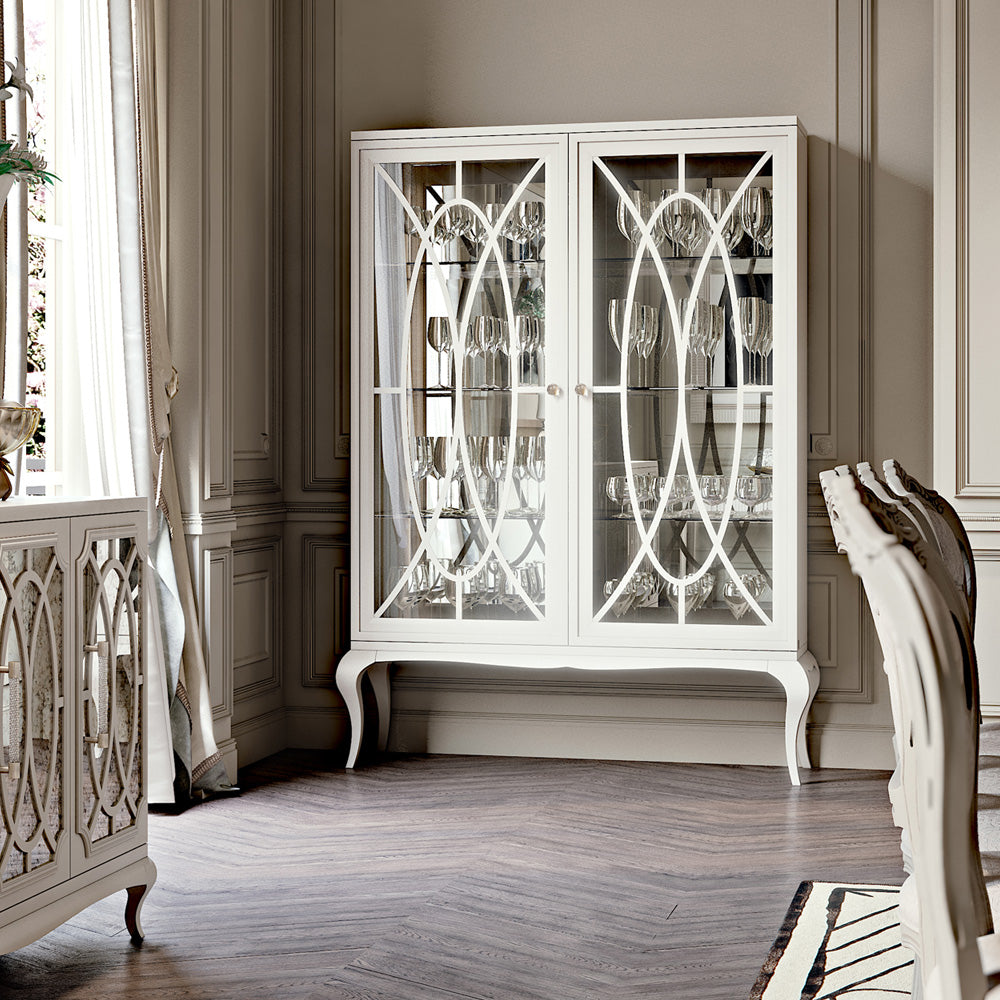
top-left (335, 434), bottom-right (351, 459)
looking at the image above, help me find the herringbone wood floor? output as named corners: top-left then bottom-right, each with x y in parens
top-left (0, 752), bottom-right (903, 1000)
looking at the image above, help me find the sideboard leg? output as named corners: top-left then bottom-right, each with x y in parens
top-left (124, 858), bottom-right (157, 944)
top-left (336, 649), bottom-right (379, 768)
top-left (771, 653), bottom-right (820, 785)
top-left (369, 662), bottom-right (391, 751)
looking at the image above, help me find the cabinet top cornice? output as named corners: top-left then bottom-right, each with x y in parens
top-left (351, 115), bottom-right (804, 143)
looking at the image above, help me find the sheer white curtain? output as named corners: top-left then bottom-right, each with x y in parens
top-left (50, 0), bottom-right (174, 801)
top-left (43, 0), bottom-right (230, 804)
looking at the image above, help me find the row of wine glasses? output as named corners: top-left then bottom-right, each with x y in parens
top-left (606, 294), bottom-right (772, 386)
top-left (394, 555), bottom-right (546, 612)
top-left (736, 297), bottom-right (773, 385)
top-left (607, 300), bottom-right (660, 385)
top-left (425, 315), bottom-right (545, 389)
top-left (411, 434), bottom-right (545, 517)
top-left (407, 201), bottom-right (545, 254)
top-left (603, 569), bottom-right (661, 617)
top-left (602, 567), bottom-right (767, 621)
top-left (604, 472), bottom-right (772, 518)
top-left (616, 185), bottom-right (771, 257)
top-left (678, 297), bottom-right (725, 384)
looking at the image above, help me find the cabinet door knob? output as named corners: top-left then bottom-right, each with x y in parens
top-left (546, 384), bottom-right (562, 397)
top-left (575, 383), bottom-right (589, 397)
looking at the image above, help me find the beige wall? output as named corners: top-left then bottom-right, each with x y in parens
top-left (163, 0), bottom-right (937, 772)
top-left (936, 0), bottom-right (1000, 714)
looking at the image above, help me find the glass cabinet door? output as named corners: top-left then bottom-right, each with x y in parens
top-left (359, 142), bottom-right (566, 639)
top-left (578, 137), bottom-right (792, 645)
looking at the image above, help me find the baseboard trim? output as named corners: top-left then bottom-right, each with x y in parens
top-left (388, 710), bottom-right (895, 771)
top-left (232, 708), bottom-right (287, 769)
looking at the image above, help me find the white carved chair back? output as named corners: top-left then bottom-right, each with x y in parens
top-left (883, 458), bottom-right (977, 631)
top-left (824, 473), bottom-right (991, 1000)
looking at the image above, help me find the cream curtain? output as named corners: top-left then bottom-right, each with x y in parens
top-left (113, 0), bottom-right (234, 804)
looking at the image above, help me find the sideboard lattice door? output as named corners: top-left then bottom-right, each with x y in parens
top-left (0, 530), bottom-right (68, 906)
top-left (75, 531), bottom-right (144, 867)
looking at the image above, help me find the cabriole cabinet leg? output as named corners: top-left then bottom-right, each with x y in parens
top-left (336, 650), bottom-right (380, 768)
top-left (125, 859), bottom-right (158, 944)
top-left (770, 654), bottom-right (820, 785)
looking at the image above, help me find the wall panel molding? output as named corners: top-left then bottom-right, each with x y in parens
top-left (233, 535), bottom-right (283, 701)
top-left (301, 533), bottom-right (350, 687)
top-left (203, 0), bottom-right (234, 499)
top-left (232, 0), bottom-right (282, 496)
top-left (301, 0), bottom-right (345, 492)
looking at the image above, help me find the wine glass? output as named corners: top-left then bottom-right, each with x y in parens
top-left (515, 315), bottom-right (542, 384)
top-left (735, 297), bottom-right (772, 385)
top-left (485, 436), bottom-right (509, 514)
top-left (634, 473), bottom-right (655, 516)
top-left (617, 190), bottom-right (655, 248)
top-left (666, 572), bottom-right (715, 615)
top-left (526, 434), bottom-right (545, 514)
top-left (735, 474), bottom-right (773, 517)
top-left (723, 572), bottom-right (766, 620)
top-left (512, 435), bottom-right (534, 514)
top-left (698, 474), bottom-right (727, 513)
top-left (466, 435), bottom-right (491, 515)
top-left (491, 317), bottom-right (510, 389)
top-left (426, 317), bottom-right (452, 389)
top-left (481, 203), bottom-right (508, 248)
top-left (635, 305), bottom-right (660, 387)
top-left (606, 474), bottom-right (629, 518)
top-left (740, 186), bottom-right (773, 255)
top-left (433, 436), bottom-right (464, 515)
top-left (657, 190), bottom-right (701, 256)
top-left (660, 473), bottom-right (693, 514)
top-left (700, 187), bottom-right (744, 252)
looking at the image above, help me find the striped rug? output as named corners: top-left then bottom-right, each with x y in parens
top-left (751, 882), bottom-right (913, 999)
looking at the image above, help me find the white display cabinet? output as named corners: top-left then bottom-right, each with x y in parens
top-left (0, 498), bottom-right (155, 953)
top-left (342, 118), bottom-right (818, 783)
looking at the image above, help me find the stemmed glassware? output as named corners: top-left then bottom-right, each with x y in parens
top-left (666, 572), bottom-right (715, 615)
top-left (698, 474), bottom-right (727, 514)
top-left (485, 436), bottom-right (509, 514)
top-left (432, 436), bottom-right (465, 515)
top-left (426, 317), bottom-right (452, 389)
top-left (722, 572), bottom-right (766, 620)
top-left (616, 191), bottom-right (661, 249)
top-left (396, 559), bottom-right (439, 610)
top-left (740, 186), bottom-right (773, 254)
top-left (680, 297), bottom-right (724, 386)
top-left (526, 434), bottom-right (545, 514)
top-left (515, 315), bottom-right (542, 384)
top-left (608, 300), bottom-right (660, 385)
top-left (700, 188), bottom-right (744, 252)
top-left (735, 296), bottom-right (773, 385)
top-left (657, 190), bottom-right (704, 256)
top-left (606, 474), bottom-right (629, 518)
top-left (412, 436), bottom-right (435, 510)
top-left (734, 474), bottom-right (772, 518)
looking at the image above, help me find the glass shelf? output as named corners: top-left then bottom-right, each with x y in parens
top-left (594, 255), bottom-right (772, 275)
top-left (593, 385), bottom-right (775, 394)
top-left (373, 385), bottom-right (547, 395)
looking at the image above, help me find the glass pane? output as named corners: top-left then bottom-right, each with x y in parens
top-left (372, 155), bottom-right (549, 626)
top-left (590, 144), bottom-right (777, 632)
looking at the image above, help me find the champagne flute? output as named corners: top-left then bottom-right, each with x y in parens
top-left (700, 187), bottom-right (744, 252)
